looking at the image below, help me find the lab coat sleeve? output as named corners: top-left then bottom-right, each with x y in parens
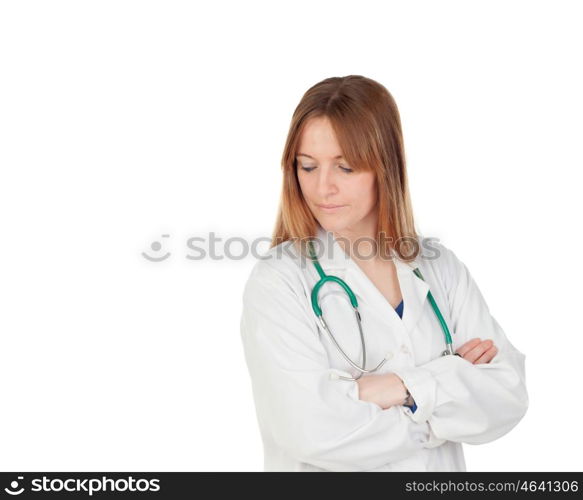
top-left (390, 245), bottom-right (529, 445)
top-left (240, 259), bottom-right (439, 472)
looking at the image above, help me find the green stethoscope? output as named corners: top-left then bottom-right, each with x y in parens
top-left (307, 240), bottom-right (455, 381)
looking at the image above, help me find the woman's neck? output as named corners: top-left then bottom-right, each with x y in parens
top-left (331, 220), bottom-right (379, 264)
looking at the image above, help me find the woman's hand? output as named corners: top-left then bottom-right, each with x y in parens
top-left (356, 373), bottom-right (408, 410)
top-left (455, 338), bottom-right (498, 364)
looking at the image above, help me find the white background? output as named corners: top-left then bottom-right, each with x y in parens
top-left (1, 0), bottom-right (581, 471)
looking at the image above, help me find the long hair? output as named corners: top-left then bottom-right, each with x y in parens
top-left (271, 75), bottom-right (420, 262)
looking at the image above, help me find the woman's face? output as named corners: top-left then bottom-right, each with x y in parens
top-left (296, 116), bottom-right (378, 238)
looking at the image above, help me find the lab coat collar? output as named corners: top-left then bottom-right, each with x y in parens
top-left (312, 224), bottom-right (430, 334)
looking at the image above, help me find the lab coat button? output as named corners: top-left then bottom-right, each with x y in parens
top-left (400, 344), bottom-right (410, 355)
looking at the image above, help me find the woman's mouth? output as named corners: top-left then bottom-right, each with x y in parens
top-left (316, 204), bottom-right (346, 213)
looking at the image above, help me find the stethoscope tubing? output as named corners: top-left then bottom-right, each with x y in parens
top-left (307, 241), bottom-right (455, 381)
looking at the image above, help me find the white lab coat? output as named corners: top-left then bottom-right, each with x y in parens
top-left (240, 224), bottom-right (529, 472)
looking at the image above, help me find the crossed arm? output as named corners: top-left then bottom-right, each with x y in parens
top-left (356, 338), bottom-right (498, 410)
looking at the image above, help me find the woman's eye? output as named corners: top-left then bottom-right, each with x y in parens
top-left (299, 165), bottom-right (352, 173)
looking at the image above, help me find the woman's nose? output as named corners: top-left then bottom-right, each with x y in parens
top-left (316, 167), bottom-right (339, 196)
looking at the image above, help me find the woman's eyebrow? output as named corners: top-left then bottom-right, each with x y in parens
top-left (296, 153), bottom-right (344, 159)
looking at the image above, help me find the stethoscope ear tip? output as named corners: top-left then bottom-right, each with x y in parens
top-left (384, 352), bottom-right (394, 361)
top-left (329, 372), bottom-right (340, 380)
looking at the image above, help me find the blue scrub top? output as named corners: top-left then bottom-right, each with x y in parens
top-left (394, 299), bottom-right (404, 319)
top-left (394, 299), bottom-right (418, 413)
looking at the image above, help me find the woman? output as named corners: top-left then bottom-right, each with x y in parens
top-left (240, 75), bottom-right (529, 472)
